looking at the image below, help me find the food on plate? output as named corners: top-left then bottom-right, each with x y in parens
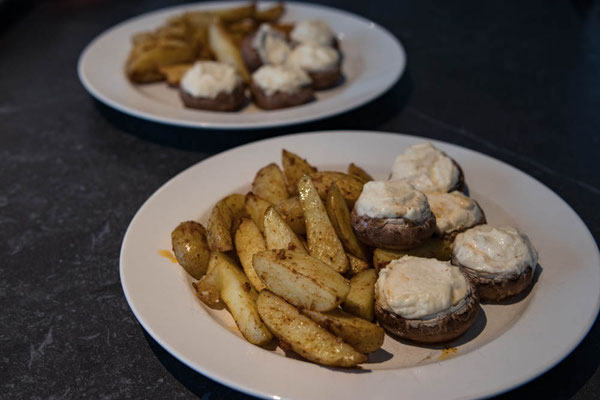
top-left (257, 290), bottom-right (366, 367)
top-left (290, 19), bottom-right (337, 48)
top-left (390, 142), bottom-right (465, 193)
top-left (263, 206), bottom-right (307, 254)
top-left (274, 196), bottom-right (305, 235)
top-left (298, 175), bottom-right (349, 273)
top-left (179, 61), bottom-right (247, 111)
top-left (244, 192), bottom-right (271, 233)
top-left (159, 63), bottom-right (192, 86)
top-left (206, 194), bottom-right (246, 252)
top-left (309, 171), bottom-right (364, 209)
top-left (346, 253), bottom-right (370, 276)
top-left (252, 249), bottom-right (350, 312)
top-left (373, 238), bottom-right (453, 270)
top-left (171, 221), bottom-right (211, 279)
top-left (287, 43), bottom-right (342, 89)
top-left (192, 252), bottom-right (224, 308)
top-left (348, 163), bottom-right (374, 182)
top-left (342, 269), bottom-right (378, 321)
top-left (281, 149), bottom-right (318, 195)
top-left (452, 225), bottom-right (538, 301)
top-left (301, 308), bottom-right (384, 354)
top-left (426, 191), bottom-right (486, 239)
top-left (234, 218), bottom-right (267, 292)
top-left (250, 65), bottom-right (314, 109)
top-left (207, 21), bottom-right (252, 83)
top-left (252, 163), bottom-right (289, 204)
top-left (351, 180), bottom-right (436, 250)
top-left (375, 256), bottom-right (479, 343)
top-left (241, 23), bottom-right (291, 72)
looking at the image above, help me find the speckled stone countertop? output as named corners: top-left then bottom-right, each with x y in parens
top-left (1, 0), bottom-right (599, 398)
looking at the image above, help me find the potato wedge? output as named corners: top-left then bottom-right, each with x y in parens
top-left (252, 163), bottom-right (289, 205)
top-left (222, 193), bottom-right (248, 235)
top-left (301, 308), bottom-right (384, 354)
top-left (171, 221), bottom-right (211, 279)
top-left (192, 252), bottom-right (223, 308)
top-left (274, 196), bottom-right (305, 235)
top-left (126, 38), bottom-right (196, 83)
top-left (159, 63), bottom-right (193, 86)
top-left (257, 291), bottom-right (366, 367)
top-left (245, 192), bottom-right (272, 233)
top-left (208, 21), bottom-right (251, 82)
top-left (263, 207), bottom-right (307, 254)
top-left (255, 3), bottom-right (285, 22)
top-left (373, 238), bottom-right (452, 270)
top-left (282, 149), bottom-right (317, 195)
top-left (211, 3), bottom-right (256, 23)
top-left (234, 219), bottom-right (267, 291)
top-left (325, 182), bottom-right (369, 261)
top-left (342, 269), bottom-right (377, 321)
top-left (252, 250), bottom-right (350, 312)
top-left (309, 171), bottom-right (364, 210)
top-left (348, 163), bottom-right (374, 182)
top-left (347, 253), bottom-right (370, 276)
top-left (218, 252), bottom-right (273, 345)
top-left (298, 175), bottom-right (348, 273)
top-left (207, 194), bottom-right (246, 252)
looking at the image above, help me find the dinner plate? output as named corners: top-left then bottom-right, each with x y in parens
top-left (120, 131), bottom-right (600, 399)
top-left (78, 2), bottom-right (405, 130)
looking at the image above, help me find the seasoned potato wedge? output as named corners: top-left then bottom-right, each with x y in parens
top-left (254, 3), bottom-right (285, 22)
top-left (159, 63), bottom-right (193, 86)
top-left (252, 163), bottom-right (289, 205)
top-left (208, 21), bottom-right (251, 82)
top-left (263, 207), bottom-right (307, 254)
top-left (207, 194), bottom-right (246, 252)
top-left (373, 238), bottom-right (452, 271)
top-left (274, 196), bottom-right (305, 235)
top-left (252, 250), bottom-right (350, 312)
top-left (126, 38), bottom-right (196, 83)
top-left (348, 163), bottom-right (374, 182)
top-left (192, 252), bottom-right (223, 308)
top-left (325, 182), bottom-right (369, 261)
top-left (171, 221), bottom-right (211, 279)
top-left (245, 192), bottom-right (272, 233)
top-left (347, 253), bottom-right (370, 276)
top-left (218, 252), bottom-right (273, 345)
top-left (211, 3), bottom-right (256, 23)
top-left (282, 149), bottom-right (317, 195)
top-left (257, 291), bottom-right (366, 367)
top-left (309, 171), bottom-right (364, 210)
top-left (298, 175), bottom-right (348, 274)
top-left (342, 269), bottom-right (377, 321)
top-left (301, 308), bottom-right (384, 354)
top-left (234, 219), bottom-right (267, 291)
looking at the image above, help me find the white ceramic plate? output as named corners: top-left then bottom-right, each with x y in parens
top-left (120, 131), bottom-right (600, 399)
top-left (78, 2), bottom-right (405, 130)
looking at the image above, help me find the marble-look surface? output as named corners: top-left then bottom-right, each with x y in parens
top-left (1, 0), bottom-right (598, 399)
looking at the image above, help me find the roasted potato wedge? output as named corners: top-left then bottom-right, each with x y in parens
top-left (207, 194), bottom-right (245, 252)
top-left (347, 253), bottom-right (370, 276)
top-left (218, 252), bottom-right (273, 345)
top-left (274, 196), bottom-right (305, 235)
top-left (208, 21), bottom-right (251, 82)
top-left (252, 163), bottom-right (289, 205)
top-left (348, 163), bottom-right (374, 182)
top-left (245, 192), bottom-right (272, 233)
top-left (263, 207), bottom-right (307, 254)
top-left (298, 175), bottom-right (348, 274)
top-left (126, 38), bottom-right (196, 83)
top-left (282, 149), bottom-right (317, 195)
top-left (342, 269), bottom-right (377, 321)
top-left (252, 250), bottom-right (350, 312)
top-left (373, 237), bottom-right (452, 271)
top-left (159, 63), bottom-right (193, 86)
top-left (309, 171), bottom-right (364, 210)
top-left (192, 252), bottom-right (223, 308)
top-left (171, 221), bottom-right (211, 279)
top-left (301, 308), bottom-right (384, 354)
top-left (211, 3), bottom-right (256, 23)
top-left (234, 218), bottom-right (267, 292)
top-left (325, 182), bottom-right (369, 262)
top-left (257, 291), bottom-right (366, 367)
top-left (255, 3), bottom-right (285, 22)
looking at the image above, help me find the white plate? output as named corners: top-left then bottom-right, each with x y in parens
top-left (78, 2), bottom-right (405, 130)
top-left (120, 131), bottom-right (600, 399)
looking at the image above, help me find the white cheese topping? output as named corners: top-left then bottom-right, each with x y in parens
top-left (390, 143), bottom-right (460, 193)
top-left (354, 180), bottom-right (432, 223)
top-left (252, 65), bottom-right (311, 95)
top-left (376, 256), bottom-right (469, 319)
top-left (290, 20), bottom-right (335, 47)
top-left (180, 61), bottom-right (241, 99)
top-left (252, 23), bottom-right (291, 65)
top-left (453, 225), bottom-right (538, 275)
top-left (287, 43), bottom-right (340, 72)
top-left (427, 191), bottom-right (483, 235)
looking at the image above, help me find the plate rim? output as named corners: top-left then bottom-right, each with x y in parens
top-left (120, 130), bottom-right (600, 399)
top-left (77, 1), bottom-right (406, 130)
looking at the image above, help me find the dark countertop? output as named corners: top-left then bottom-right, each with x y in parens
top-left (1, 0), bottom-right (599, 398)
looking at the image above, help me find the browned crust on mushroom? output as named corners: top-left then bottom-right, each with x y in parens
top-left (180, 84), bottom-right (246, 112)
top-left (375, 287), bottom-right (479, 343)
top-left (241, 32), bottom-right (263, 72)
top-left (309, 63), bottom-right (342, 90)
top-left (250, 81), bottom-right (314, 110)
top-left (453, 262), bottom-right (535, 302)
top-left (351, 208), bottom-right (436, 250)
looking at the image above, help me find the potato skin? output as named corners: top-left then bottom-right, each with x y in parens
top-left (375, 287), bottom-right (479, 343)
top-left (454, 263), bottom-right (535, 302)
top-left (171, 221), bottom-right (211, 279)
top-left (351, 209), bottom-right (436, 250)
